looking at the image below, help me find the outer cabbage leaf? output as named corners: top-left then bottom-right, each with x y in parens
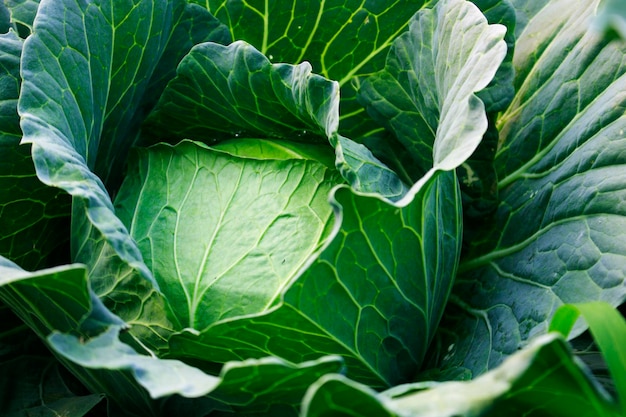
top-left (0, 30), bottom-right (70, 270)
top-left (145, 39), bottom-right (406, 200)
top-left (434, 0), bottom-right (626, 378)
top-left (0, 3), bottom-right (9, 33)
top-left (0, 255), bottom-right (345, 417)
top-left (51, 327), bottom-right (344, 417)
top-left (16, 0), bottom-right (230, 347)
top-left (167, 166), bottom-right (461, 389)
top-left (190, 0), bottom-right (431, 139)
top-left (146, 40), bottom-right (339, 142)
top-left (301, 333), bottom-right (620, 417)
top-left (358, 0), bottom-right (507, 179)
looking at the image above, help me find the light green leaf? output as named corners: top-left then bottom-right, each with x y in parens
top-left (359, 0), bottom-right (507, 179)
top-left (302, 333), bottom-right (620, 417)
top-left (114, 140), bottom-right (342, 330)
top-left (436, 0), bottom-right (626, 378)
top-left (17, 0), bottom-right (228, 345)
top-left (146, 40), bottom-right (340, 142)
top-left (0, 30), bottom-right (70, 270)
top-left (550, 302), bottom-right (626, 416)
top-left (168, 168), bottom-right (462, 389)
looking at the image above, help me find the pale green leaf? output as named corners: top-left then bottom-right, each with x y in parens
top-left (359, 0), bottom-right (507, 179)
top-left (169, 168), bottom-right (462, 389)
top-left (114, 140), bottom-right (342, 329)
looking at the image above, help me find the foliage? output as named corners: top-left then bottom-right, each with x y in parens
top-left (0, 0), bottom-right (624, 415)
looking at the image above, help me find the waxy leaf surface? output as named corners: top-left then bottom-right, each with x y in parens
top-left (301, 333), bottom-right (620, 417)
top-left (170, 169), bottom-right (462, 389)
top-left (359, 0), bottom-right (507, 179)
top-left (436, 0), bottom-right (626, 377)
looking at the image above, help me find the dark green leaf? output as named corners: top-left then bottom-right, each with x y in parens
top-left (192, 0), bottom-right (432, 140)
top-left (0, 355), bottom-right (103, 417)
top-left (3, 0), bottom-right (40, 35)
top-left (0, 30), bottom-right (70, 270)
top-left (436, 0), bottom-right (626, 378)
top-left (302, 334), bottom-right (620, 417)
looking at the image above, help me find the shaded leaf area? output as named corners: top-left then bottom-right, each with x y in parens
top-left (434, 0), bottom-right (626, 378)
top-left (359, 0), bottom-right (507, 180)
top-left (0, 30), bottom-right (70, 270)
top-left (0, 354), bottom-right (104, 417)
top-left (301, 333), bottom-right (620, 417)
top-left (3, 0), bottom-right (40, 37)
top-left (0, 255), bottom-right (345, 417)
top-left (192, 0), bottom-right (431, 140)
top-left (114, 140), bottom-right (342, 330)
top-left (169, 169), bottom-right (461, 389)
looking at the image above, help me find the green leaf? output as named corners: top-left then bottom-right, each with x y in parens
top-left (0, 355), bottom-right (104, 417)
top-left (145, 40), bottom-right (340, 143)
top-left (508, 0), bottom-right (548, 38)
top-left (3, 0), bottom-right (40, 36)
top-left (359, 0), bottom-right (508, 179)
top-left (550, 302), bottom-right (626, 416)
top-left (114, 140), bottom-right (342, 330)
top-left (192, 0), bottom-right (432, 140)
top-left (594, 0), bottom-right (626, 39)
top-left (0, 30), bottom-right (71, 270)
top-left (0, 3), bottom-right (10, 34)
top-left (145, 39), bottom-right (406, 200)
top-left (169, 168), bottom-right (462, 389)
top-left (302, 333), bottom-right (620, 417)
top-left (334, 135), bottom-right (409, 201)
top-left (17, 0), bottom-right (228, 344)
top-left (436, 0), bottom-right (626, 378)
top-left (50, 325), bottom-right (344, 416)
